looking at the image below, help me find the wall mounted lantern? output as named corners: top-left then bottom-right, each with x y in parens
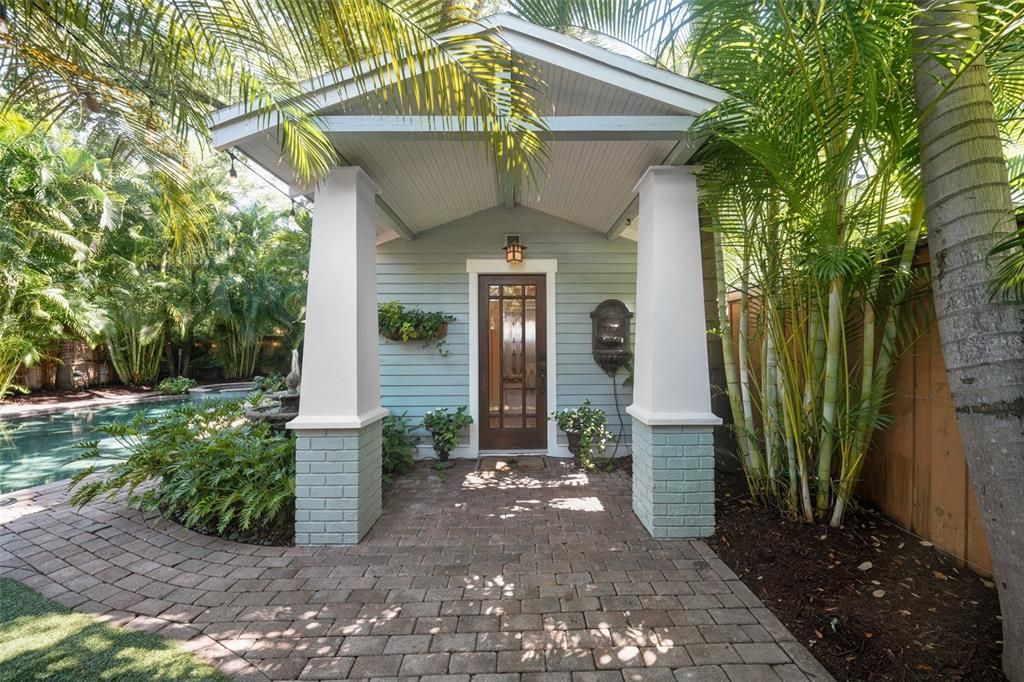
top-left (503, 234), bottom-right (526, 264)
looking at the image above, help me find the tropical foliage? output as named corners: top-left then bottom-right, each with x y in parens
top-left (0, 0), bottom-right (546, 191)
top-left (0, 113), bottom-right (308, 400)
top-left (156, 376), bottom-right (197, 395)
top-left (69, 399), bottom-right (295, 544)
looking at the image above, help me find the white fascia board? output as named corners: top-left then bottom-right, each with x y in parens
top-left (491, 15), bottom-right (728, 111)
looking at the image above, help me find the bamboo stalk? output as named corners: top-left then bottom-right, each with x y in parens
top-left (815, 278), bottom-right (844, 516)
top-left (830, 198), bottom-right (925, 526)
top-left (715, 228), bottom-right (755, 472)
top-left (737, 239), bottom-right (766, 485)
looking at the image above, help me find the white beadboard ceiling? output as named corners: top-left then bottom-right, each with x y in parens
top-left (338, 138), bottom-right (675, 239)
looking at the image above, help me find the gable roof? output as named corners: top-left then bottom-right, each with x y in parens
top-left (210, 13), bottom-right (727, 242)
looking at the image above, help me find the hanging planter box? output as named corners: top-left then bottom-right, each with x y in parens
top-left (380, 323), bottom-right (448, 343)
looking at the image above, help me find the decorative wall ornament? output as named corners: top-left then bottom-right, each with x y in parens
top-left (591, 299), bottom-right (632, 374)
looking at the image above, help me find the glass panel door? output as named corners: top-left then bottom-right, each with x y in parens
top-left (479, 275), bottom-right (546, 450)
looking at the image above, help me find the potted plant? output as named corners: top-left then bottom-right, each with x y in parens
top-left (422, 406), bottom-right (473, 467)
top-left (550, 399), bottom-right (615, 470)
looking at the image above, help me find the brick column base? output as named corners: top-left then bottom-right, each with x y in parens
top-left (293, 421), bottom-right (383, 545)
top-left (631, 419), bottom-right (715, 538)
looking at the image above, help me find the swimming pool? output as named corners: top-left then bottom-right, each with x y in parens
top-left (0, 383), bottom-right (253, 495)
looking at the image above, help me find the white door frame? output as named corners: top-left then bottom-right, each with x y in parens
top-left (466, 258), bottom-right (558, 458)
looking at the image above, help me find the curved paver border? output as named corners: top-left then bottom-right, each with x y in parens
top-left (0, 463), bottom-right (833, 681)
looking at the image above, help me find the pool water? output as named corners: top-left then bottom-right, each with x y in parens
top-left (0, 385), bottom-right (253, 495)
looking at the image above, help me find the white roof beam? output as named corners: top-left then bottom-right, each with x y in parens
top-left (315, 115), bottom-right (695, 141)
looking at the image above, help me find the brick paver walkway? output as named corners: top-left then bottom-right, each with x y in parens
top-left (0, 461), bottom-right (832, 681)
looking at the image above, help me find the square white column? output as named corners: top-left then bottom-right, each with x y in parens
top-left (288, 166), bottom-right (386, 430)
top-left (288, 166), bottom-right (386, 545)
top-left (628, 165), bottom-right (721, 539)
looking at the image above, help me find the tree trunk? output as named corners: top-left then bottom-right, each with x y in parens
top-left (181, 325), bottom-right (194, 377)
top-left (914, 3), bottom-right (1024, 678)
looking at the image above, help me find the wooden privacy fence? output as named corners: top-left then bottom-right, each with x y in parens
top-left (722, 288), bottom-right (993, 575)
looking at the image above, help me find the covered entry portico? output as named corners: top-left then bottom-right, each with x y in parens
top-left (210, 14), bottom-right (724, 546)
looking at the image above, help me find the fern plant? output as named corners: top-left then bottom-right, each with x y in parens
top-left (69, 399), bottom-right (295, 544)
top-left (382, 413), bottom-right (418, 480)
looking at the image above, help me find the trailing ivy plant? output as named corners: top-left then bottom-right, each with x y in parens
top-left (378, 301), bottom-right (455, 355)
top-left (69, 399), bottom-right (295, 544)
top-left (550, 399), bottom-right (615, 471)
top-left (422, 406), bottom-right (472, 463)
top-left (382, 413), bottom-right (418, 480)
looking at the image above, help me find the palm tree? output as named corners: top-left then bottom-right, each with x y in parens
top-left (0, 0), bottom-right (546, 214)
top-left (0, 112), bottom-right (102, 399)
top-left (912, 2), bottom-right (1024, 677)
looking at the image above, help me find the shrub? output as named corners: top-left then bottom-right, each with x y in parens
top-left (252, 373), bottom-right (286, 393)
top-left (550, 399), bottom-right (615, 471)
top-left (382, 413), bottom-right (418, 480)
top-left (69, 399), bottom-right (295, 544)
top-left (156, 376), bottom-right (197, 395)
top-left (422, 406), bottom-right (472, 462)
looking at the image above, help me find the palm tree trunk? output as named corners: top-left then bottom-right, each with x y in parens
top-left (914, 2), bottom-right (1024, 677)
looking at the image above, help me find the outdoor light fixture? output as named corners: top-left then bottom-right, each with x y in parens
top-left (503, 235), bottom-right (525, 264)
top-left (228, 151), bottom-right (238, 179)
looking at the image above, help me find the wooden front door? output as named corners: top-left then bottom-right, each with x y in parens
top-left (479, 275), bottom-right (547, 450)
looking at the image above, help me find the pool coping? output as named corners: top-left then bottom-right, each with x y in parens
top-left (0, 392), bottom-right (183, 420)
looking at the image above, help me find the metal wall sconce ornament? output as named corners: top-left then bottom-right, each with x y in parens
top-left (591, 299), bottom-right (633, 373)
top-left (503, 234), bottom-right (525, 264)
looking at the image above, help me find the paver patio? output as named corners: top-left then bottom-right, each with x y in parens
top-left (0, 460), bottom-right (832, 681)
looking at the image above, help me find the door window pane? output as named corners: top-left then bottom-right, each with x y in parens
top-left (525, 298), bottom-right (537, 415)
top-left (488, 299), bottom-right (501, 416)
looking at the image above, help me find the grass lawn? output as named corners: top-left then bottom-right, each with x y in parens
top-left (0, 578), bottom-right (227, 681)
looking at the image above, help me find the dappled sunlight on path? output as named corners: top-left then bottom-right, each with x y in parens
top-left (0, 460), bottom-right (832, 680)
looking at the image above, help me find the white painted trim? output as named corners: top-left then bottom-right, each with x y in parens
top-left (626, 405), bottom-right (722, 427)
top-left (287, 407), bottom-right (389, 431)
top-left (466, 258), bottom-right (558, 275)
top-left (467, 259), bottom-right (558, 458)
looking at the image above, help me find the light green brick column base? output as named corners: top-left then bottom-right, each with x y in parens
top-left (293, 421), bottom-right (383, 545)
top-left (632, 419), bottom-right (715, 538)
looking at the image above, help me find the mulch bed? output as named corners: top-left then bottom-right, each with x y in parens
top-left (708, 467), bottom-right (1005, 681)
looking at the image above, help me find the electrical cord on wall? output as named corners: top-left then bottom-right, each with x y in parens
top-left (610, 369), bottom-right (625, 458)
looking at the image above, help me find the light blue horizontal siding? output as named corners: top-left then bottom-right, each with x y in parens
top-left (377, 206), bottom-right (636, 449)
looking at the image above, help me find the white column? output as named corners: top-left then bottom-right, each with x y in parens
top-left (628, 165), bottom-right (718, 426)
top-left (288, 167), bottom-right (385, 545)
top-left (629, 165), bottom-right (720, 539)
top-left (288, 166), bottom-right (386, 430)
